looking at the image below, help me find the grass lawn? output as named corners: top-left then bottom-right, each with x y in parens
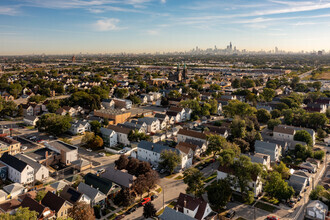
top-left (25, 126), bottom-right (35, 130)
top-left (205, 172), bottom-right (217, 183)
top-left (261, 196), bottom-right (279, 205)
top-left (174, 175), bottom-right (183, 180)
top-left (108, 206), bottom-right (116, 211)
top-left (165, 173), bottom-right (177, 179)
top-left (156, 201), bottom-right (177, 216)
top-left (107, 213), bottom-right (117, 220)
top-left (255, 202), bottom-right (278, 213)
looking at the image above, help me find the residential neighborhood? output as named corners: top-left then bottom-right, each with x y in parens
top-left (0, 54), bottom-right (329, 220)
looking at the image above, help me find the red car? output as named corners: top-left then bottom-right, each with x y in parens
top-left (141, 197), bottom-right (151, 206)
top-left (266, 216), bottom-right (279, 220)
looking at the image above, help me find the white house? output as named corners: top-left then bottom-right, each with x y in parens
top-left (44, 141), bottom-right (78, 165)
top-left (273, 125), bottom-right (316, 146)
top-left (305, 200), bottom-right (328, 220)
top-left (217, 165), bottom-right (263, 197)
top-left (69, 120), bottom-right (91, 135)
top-left (175, 193), bottom-right (213, 220)
top-left (23, 116), bottom-right (39, 126)
top-left (77, 182), bottom-right (107, 206)
top-left (3, 183), bottom-right (27, 198)
top-left (15, 154), bottom-right (49, 181)
top-left (137, 141), bottom-right (192, 170)
top-left (100, 127), bottom-right (118, 148)
top-left (254, 140), bottom-right (282, 162)
top-left (0, 153), bottom-right (34, 184)
top-left (177, 129), bottom-right (207, 144)
top-left (101, 99), bottom-right (115, 109)
top-left (106, 125), bottom-right (131, 146)
top-left (137, 117), bottom-right (160, 133)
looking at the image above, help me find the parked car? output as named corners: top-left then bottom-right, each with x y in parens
top-left (114, 215), bottom-right (125, 220)
top-left (99, 152), bottom-right (105, 157)
top-left (21, 146), bottom-right (28, 151)
top-left (225, 210), bottom-right (236, 219)
top-left (151, 195), bottom-right (158, 201)
top-left (86, 148), bottom-right (92, 152)
top-left (159, 169), bottom-right (166, 174)
top-left (119, 149), bottom-right (127, 154)
top-left (266, 216), bottom-right (279, 220)
top-left (97, 168), bottom-right (105, 174)
top-left (126, 207), bottom-right (136, 214)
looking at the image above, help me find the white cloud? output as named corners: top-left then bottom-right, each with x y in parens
top-left (146, 30), bottom-right (159, 35)
top-left (160, 0), bottom-right (166, 3)
top-left (94, 18), bottom-right (120, 31)
top-left (0, 6), bottom-right (19, 15)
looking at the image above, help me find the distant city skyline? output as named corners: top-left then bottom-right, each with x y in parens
top-left (1, 0), bottom-right (330, 55)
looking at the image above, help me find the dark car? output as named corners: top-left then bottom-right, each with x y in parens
top-left (225, 210), bottom-right (236, 219)
top-left (114, 215), bottom-right (125, 220)
top-left (126, 207), bottom-right (136, 214)
top-left (151, 195), bottom-right (158, 201)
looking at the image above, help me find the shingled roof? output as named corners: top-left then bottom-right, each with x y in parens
top-left (177, 129), bottom-right (207, 140)
top-left (0, 153), bottom-right (27, 172)
top-left (176, 193), bottom-right (210, 220)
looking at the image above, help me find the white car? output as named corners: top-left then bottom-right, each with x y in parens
top-left (21, 146), bottom-right (28, 151)
top-left (119, 149), bottom-right (127, 154)
top-left (97, 168), bottom-right (105, 174)
top-left (99, 152), bottom-right (105, 157)
top-left (86, 148), bottom-right (92, 152)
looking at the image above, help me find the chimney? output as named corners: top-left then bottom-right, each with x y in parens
top-left (151, 145), bottom-right (154, 151)
top-left (45, 151), bottom-right (48, 158)
top-left (184, 198), bottom-right (186, 207)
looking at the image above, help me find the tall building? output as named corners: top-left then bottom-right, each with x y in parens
top-left (275, 47), bottom-right (279, 54)
top-left (229, 42), bottom-right (232, 50)
top-left (72, 55), bottom-right (76, 63)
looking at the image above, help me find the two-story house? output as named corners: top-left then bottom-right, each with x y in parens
top-left (254, 140), bottom-right (282, 162)
top-left (137, 117), bottom-right (160, 133)
top-left (100, 127), bottom-right (118, 148)
top-left (137, 141), bottom-right (192, 170)
top-left (41, 191), bottom-right (72, 219)
top-left (177, 129), bottom-right (207, 144)
top-left (106, 125), bottom-right (131, 146)
top-left (0, 153), bottom-right (34, 184)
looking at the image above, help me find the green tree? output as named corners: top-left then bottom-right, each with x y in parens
top-left (28, 95), bottom-right (46, 103)
top-left (115, 88), bottom-right (128, 99)
top-left (128, 95), bottom-right (141, 105)
top-left (308, 113), bottom-right (328, 129)
top-left (89, 135), bottom-right (103, 149)
top-left (256, 109), bottom-right (272, 123)
top-left (90, 120), bottom-right (101, 134)
top-left (267, 119), bottom-right (281, 131)
top-left (264, 172), bottom-right (294, 201)
top-left (168, 90), bottom-right (181, 99)
top-left (294, 144), bottom-right (313, 160)
top-left (68, 202), bottom-right (95, 220)
top-left (159, 150), bottom-right (182, 174)
top-left (143, 202), bottom-right (157, 218)
top-left (36, 190), bottom-right (47, 202)
top-left (207, 179), bottom-right (232, 212)
top-left (206, 134), bottom-right (227, 158)
top-left (46, 100), bottom-right (60, 113)
top-left (36, 113), bottom-right (72, 136)
top-left (262, 88), bottom-right (276, 102)
top-left (310, 185), bottom-right (325, 200)
top-left (231, 117), bottom-right (246, 138)
top-left (223, 100), bottom-right (256, 118)
top-left (113, 189), bottom-right (134, 207)
top-left (273, 161), bottom-right (290, 179)
top-left (271, 109), bottom-right (281, 119)
top-left (0, 207), bottom-right (38, 220)
top-left (294, 130), bottom-right (313, 146)
top-left (128, 129), bottom-right (150, 142)
top-left (183, 168), bottom-right (205, 197)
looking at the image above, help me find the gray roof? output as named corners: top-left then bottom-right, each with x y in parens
top-left (154, 113), bottom-right (168, 119)
top-left (289, 174), bottom-right (308, 193)
top-left (0, 190), bottom-right (7, 198)
top-left (138, 117), bottom-right (159, 125)
top-left (255, 140), bottom-right (278, 153)
top-left (14, 154), bottom-right (43, 172)
top-left (119, 122), bottom-right (145, 130)
top-left (77, 182), bottom-right (106, 203)
top-left (46, 141), bottom-right (77, 152)
top-left (100, 127), bottom-right (115, 136)
top-left (138, 141), bottom-right (182, 155)
top-left (159, 207), bottom-right (195, 220)
top-left (101, 167), bottom-right (136, 188)
top-left (50, 180), bottom-right (68, 191)
top-left (24, 115), bottom-right (38, 121)
top-left (3, 183), bottom-right (25, 194)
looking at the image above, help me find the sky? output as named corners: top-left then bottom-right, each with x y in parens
top-left (1, 0), bottom-right (330, 55)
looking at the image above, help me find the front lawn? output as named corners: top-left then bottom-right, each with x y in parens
top-left (255, 202), bottom-right (278, 213)
top-left (205, 172), bottom-right (217, 183)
